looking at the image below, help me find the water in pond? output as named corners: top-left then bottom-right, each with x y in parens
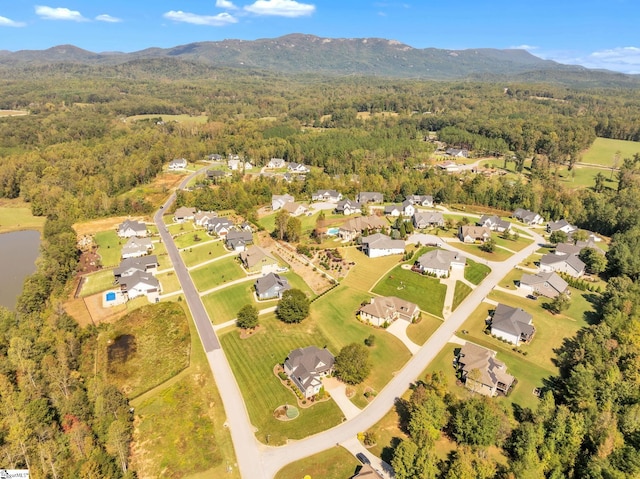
top-left (0, 230), bottom-right (40, 310)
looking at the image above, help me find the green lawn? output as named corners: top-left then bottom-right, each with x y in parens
top-left (274, 447), bottom-right (359, 479)
top-left (189, 257), bottom-right (246, 292)
top-left (452, 281), bottom-right (472, 311)
top-left (181, 240), bottom-right (228, 268)
top-left (80, 269), bottom-right (116, 297)
top-left (406, 313), bottom-right (443, 345)
top-left (202, 282), bottom-right (273, 325)
top-left (219, 313), bottom-right (344, 445)
top-left (157, 271), bottom-right (182, 295)
top-left (555, 164), bottom-right (618, 190)
top-left (174, 231), bottom-right (212, 249)
top-left (498, 268), bottom-right (524, 289)
top-left (464, 259), bottom-right (491, 285)
top-left (95, 230), bottom-right (123, 267)
top-left (454, 242), bottom-right (513, 261)
top-left (0, 204), bottom-right (46, 233)
top-left (372, 266), bottom-right (446, 317)
top-left (493, 232), bottom-right (534, 252)
top-left (167, 221), bottom-right (197, 235)
top-left (582, 137), bottom-right (640, 167)
top-left (151, 240), bottom-right (168, 258)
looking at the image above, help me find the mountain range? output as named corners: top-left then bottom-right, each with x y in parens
top-left (0, 34), bottom-right (637, 86)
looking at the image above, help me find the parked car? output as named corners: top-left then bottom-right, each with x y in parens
top-left (356, 453), bottom-right (370, 465)
top-left (526, 294), bottom-right (538, 300)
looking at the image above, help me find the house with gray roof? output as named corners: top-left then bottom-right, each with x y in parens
top-left (255, 272), bottom-right (290, 300)
top-left (174, 206), bottom-right (196, 223)
top-left (288, 162), bottom-right (310, 174)
top-left (361, 233), bottom-right (405, 258)
top-left (114, 255), bottom-right (159, 279)
top-left (405, 194), bottom-right (434, 207)
top-left (491, 303), bottom-right (535, 346)
top-left (512, 208), bottom-right (544, 225)
top-left (456, 342), bottom-right (515, 397)
top-left (335, 199), bottom-right (362, 216)
top-left (547, 219), bottom-right (577, 235)
top-left (384, 204), bottom-right (403, 217)
top-left (225, 231), bottom-right (253, 252)
top-left (401, 200), bottom-right (415, 217)
top-left (239, 246), bottom-right (278, 274)
top-left (119, 271), bottom-right (161, 302)
top-left (271, 194), bottom-right (295, 211)
top-left (194, 211), bottom-right (217, 226)
top-left (168, 158), bottom-right (187, 170)
top-left (284, 346), bottom-right (335, 399)
top-left (206, 217), bottom-right (234, 236)
top-left (282, 201), bottom-right (308, 217)
top-left (415, 249), bottom-right (466, 278)
top-left (358, 296), bottom-right (420, 327)
top-left (357, 192), bottom-right (384, 204)
top-left (311, 190), bottom-right (343, 203)
top-left (267, 158), bottom-right (286, 168)
top-left (206, 169), bottom-right (227, 179)
top-left (413, 211), bottom-right (444, 229)
top-left (477, 215), bottom-right (511, 233)
top-left (539, 252), bottom-right (585, 277)
top-left (519, 271), bottom-right (569, 299)
top-left (445, 148), bottom-right (469, 158)
top-left (117, 219), bottom-right (148, 238)
top-left (121, 237), bottom-right (153, 259)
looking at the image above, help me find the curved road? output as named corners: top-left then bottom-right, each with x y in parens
top-left (155, 169), bottom-right (545, 478)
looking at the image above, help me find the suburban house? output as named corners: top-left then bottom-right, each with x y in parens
top-left (361, 233), bottom-right (405, 258)
top-left (512, 208), bottom-right (544, 225)
top-left (227, 158), bottom-right (241, 170)
top-left (437, 161), bottom-right (460, 172)
top-left (555, 242), bottom-right (582, 256)
top-left (207, 153), bottom-right (223, 161)
top-left (244, 161), bottom-right (253, 170)
top-left (402, 200), bottom-right (416, 217)
top-left (168, 158), bottom-right (188, 170)
top-left (477, 215), bottom-right (511, 233)
top-left (119, 271), bottom-right (161, 302)
top-left (311, 190), bottom-right (343, 203)
top-left (255, 272), bottom-right (290, 300)
top-left (225, 231), bottom-right (253, 252)
top-left (194, 211), bottom-right (217, 227)
top-left (173, 206), bottom-right (196, 223)
top-left (267, 158), bottom-right (286, 169)
top-left (490, 303), bottom-right (535, 346)
top-left (287, 162), bottom-right (311, 174)
top-left (445, 148), bottom-right (469, 158)
top-left (358, 296), bottom-right (420, 327)
top-left (338, 216), bottom-right (388, 242)
top-left (117, 220), bottom-right (148, 238)
top-left (121, 237), bottom-right (153, 259)
top-left (405, 194), bottom-right (434, 207)
top-left (357, 192), bottom-right (384, 204)
top-left (206, 169), bottom-right (227, 180)
top-left (519, 271), bottom-right (569, 298)
top-left (282, 202), bottom-right (309, 217)
top-left (539, 252), bottom-right (585, 277)
top-left (413, 211), bottom-right (444, 229)
top-left (547, 219), bottom-right (578, 235)
top-left (239, 246), bottom-right (279, 274)
top-left (456, 342), bottom-right (515, 397)
top-left (335, 199), bottom-right (362, 216)
top-left (458, 225), bottom-right (491, 243)
top-left (206, 217), bottom-right (234, 236)
top-left (271, 194), bottom-right (295, 211)
top-left (283, 346), bottom-right (335, 399)
top-left (383, 204), bottom-right (403, 217)
top-left (415, 249), bottom-right (466, 278)
top-left (113, 255), bottom-right (159, 279)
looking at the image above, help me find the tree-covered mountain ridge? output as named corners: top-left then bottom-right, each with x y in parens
top-left (1, 33), bottom-right (638, 85)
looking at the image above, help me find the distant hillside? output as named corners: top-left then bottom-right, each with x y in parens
top-left (0, 33), bottom-right (638, 86)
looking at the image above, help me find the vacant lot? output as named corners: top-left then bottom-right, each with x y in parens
top-left (0, 201), bottom-right (46, 233)
top-left (202, 282), bottom-right (273, 325)
top-left (181, 240), bottom-right (228, 268)
top-left (372, 266), bottom-right (446, 317)
top-left (454, 242), bottom-right (512, 261)
top-left (275, 447), bottom-right (358, 479)
top-left (582, 137), bottom-right (640, 166)
top-left (95, 230), bottom-right (123, 267)
top-left (189, 256), bottom-right (246, 292)
top-left (406, 313), bottom-right (443, 345)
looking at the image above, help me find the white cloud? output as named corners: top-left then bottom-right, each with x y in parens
top-left (96, 14), bottom-right (122, 23)
top-left (216, 0), bottom-right (238, 9)
top-left (0, 15), bottom-right (26, 27)
top-left (510, 44), bottom-right (538, 51)
top-left (244, 0), bottom-right (315, 17)
top-left (540, 47), bottom-right (640, 74)
top-left (163, 10), bottom-right (238, 26)
top-left (35, 5), bottom-right (87, 21)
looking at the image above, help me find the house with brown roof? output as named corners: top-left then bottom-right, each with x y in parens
top-left (458, 225), bottom-right (491, 243)
top-left (239, 246), bottom-right (278, 274)
top-left (174, 206), bottom-right (196, 223)
top-left (519, 271), bottom-right (569, 298)
top-left (456, 342), bottom-right (515, 397)
top-left (284, 346), bottom-right (334, 399)
top-left (338, 215), bottom-right (388, 242)
top-left (358, 296), bottom-right (420, 327)
top-left (282, 201), bottom-right (308, 217)
top-left (490, 303), bottom-right (535, 346)
top-left (413, 211), bottom-right (444, 229)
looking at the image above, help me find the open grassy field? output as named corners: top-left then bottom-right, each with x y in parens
top-left (157, 271), bottom-right (182, 295)
top-left (79, 269), bottom-right (116, 297)
top-left (174, 230), bottom-right (212, 249)
top-left (189, 256), bottom-right (246, 292)
top-left (0, 200), bottom-right (46, 233)
top-left (464, 259), bottom-right (491, 285)
top-left (130, 302), bottom-right (239, 479)
top-left (181, 240), bottom-right (228, 267)
top-left (406, 313), bottom-right (444, 345)
top-left (98, 303), bottom-right (190, 399)
top-left (372, 266), bottom-right (446, 317)
top-left (94, 230), bottom-right (123, 267)
top-left (202, 282), bottom-right (268, 324)
top-left (454, 242), bottom-right (513, 262)
top-left (554, 164), bottom-right (618, 190)
top-left (219, 313), bottom-right (344, 445)
top-left (274, 446), bottom-right (359, 479)
top-left (493, 232), bottom-right (534, 252)
top-left (127, 113), bottom-right (208, 124)
top-left (582, 137), bottom-right (640, 166)
top-left (452, 281), bottom-right (472, 311)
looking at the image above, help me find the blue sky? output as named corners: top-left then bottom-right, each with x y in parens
top-left (1, 0), bottom-right (639, 73)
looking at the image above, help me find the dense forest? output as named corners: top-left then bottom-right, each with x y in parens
top-left (2, 66), bottom-right (640, 477)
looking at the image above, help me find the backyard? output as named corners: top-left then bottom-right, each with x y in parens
top-left (95, 230), bottom-right (123, 267)
top-left (372, 266), bottom-right (446, 317)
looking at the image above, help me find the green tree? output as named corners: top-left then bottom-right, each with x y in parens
top-left (276, 289), bottom-right (310, 323)
top-left (334, 343), bottom-right (371, 385)
top-left (549, 230), bottom-right (568, 244)
top-left (237, 304), bottom-right (259, 329)
top-left (579, 247), bottom-right (607, 274)
top-left (285, 216), bottom-right (302, 242)
top-left (273, 209), bottom-right (289, 241)
top-left (391, 439), bottom-right (438, 479)
top-left (548, 292), bottom-right (571, 314)
top-left (451, 397), bottom-right (502, 447)
top-left (479, 238), bottom-right (495, 253)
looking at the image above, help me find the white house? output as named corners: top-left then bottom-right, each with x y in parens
top-left (513, 208), bottom-right (544, 225)
top-left (168, 158), bottom-right (188, 170)
top-left (283, 346), bottom-right (335, 399)
top-left (271, 194), bottom-right (295, 211)
top-left (361, 233), bottom-right (405, 258)
top-left (119, 271), bottom-right (161, 302)
top-left (335, 199), bottom-right (362, 216)
top-left (358, 296), bottom-right (420, 327)
top-left (547, 219), bottom-right (578, 235)
top-left (117, 220), bottom-right (148, 238)
top-left (173, 206), bottom-right (196, 223)
top-left (413, 211), bottom-right (444, 229)
top-left (267, 158), bottom-right (286, 168)
top-left (121, 237), bottom-right (153, 259)
top-left (311, 190), bottom-right (342, 203)
top-left (519, 271), bottom-right (569, 298)
top-left (539, 253), bottom-right (585, 277)
top-left (491, 303), bottom-right (535, 346)
top-left (415, 249), bottom-right (466, 278)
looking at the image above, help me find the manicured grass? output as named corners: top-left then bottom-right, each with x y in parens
top-left (157, 271), bottom-right (182, 294)
top-left (202, 282), bottom-right (270, 325)
top-left (274, 446), bottom-right (359, 479)
top-left (0, 203), bottom-right (46, 233)
top-left (174, 230), bottom-right (211, 249)
top-left (189, 257), bottom-right (246, 292)
top-left (95, 230), bottom-right (123, 267)
top-left (130, 302), bottom-right (239, 479)
top-left (167, 221), bottom-right (196, 236)
top-left (454, 242), bottom-right (512, 261)
top-left (219, 313), bottom-right (344, 445)
top-left (493, 233), bottom-right (534, 252)
top-left (406, 313), bottom-right (443, 345)
top-left (341, 247), bottom-right (402, 292)
top-left (498, 268), bottom-right (523, 289)
top-left (181, 240), bottom-right (228, 267)
top-left (99, 303), bottom-right (190, 398)
top-left (554, 164), bottom-right (618, 190)
top-left (372, 266), bottom-right (446, 317)
top-left (80, 269), bottom-right (116, 297)
top-left (582, 137), bottom-right (640, 167)
top-left (452, 281), bottom-right (472, 311)
top-left (464, 258), bottom-right (491, 285)
top-left (151, 240), bottom-right (167, 258)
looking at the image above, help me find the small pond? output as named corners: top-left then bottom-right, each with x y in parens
top-left (0, 230), bottom-right (40, 310)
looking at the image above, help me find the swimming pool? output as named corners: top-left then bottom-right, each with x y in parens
top-left (327, 227), bottom-right (340, 236)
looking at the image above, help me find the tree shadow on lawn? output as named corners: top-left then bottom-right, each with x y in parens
top-left (582, 292), bottom-right (603, 325)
